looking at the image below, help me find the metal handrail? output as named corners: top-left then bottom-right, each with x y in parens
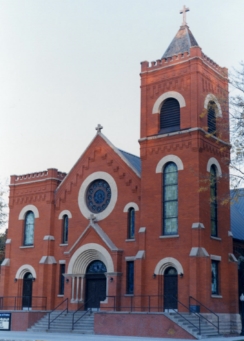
top-left (72, 295), bottom-right (100, 330)
top-left (189, 296), bottom-right (219, 334)
top-left (48, 298), bottom-right (68, 329)
top-left (0, 296), bottom-right (47, 310)
top-left (163, 295), bottom-right (201, 334)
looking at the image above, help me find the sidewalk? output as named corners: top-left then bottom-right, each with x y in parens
top-left (0, 332), bottom-right (243, 341)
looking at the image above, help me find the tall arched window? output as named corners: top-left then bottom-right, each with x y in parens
top-left (24, 211), bottom-right (35, 246)
top-left (207, 101), bottom-right (217, 135)
top-left (62, 214), bottom-right (69, 244)
top-left (163, 162), bottom-right (178, 235)
top-left (127, 208), bottom-right (135, 239)
top-left (210, 165), bottom-right (218, 236)
top-left (160, 98), bottom-right (180, 133)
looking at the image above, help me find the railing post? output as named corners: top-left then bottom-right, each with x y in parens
top-left (14, 297), bottom-right (16, 310)
top-left (130, 296), bottom-right (132, 312)
top-left (149, 296), bottom-right (150, 312)
top-left (48, 312), bottom-right (50, 329)
top-left (114, 296), bottom-right (116, 311)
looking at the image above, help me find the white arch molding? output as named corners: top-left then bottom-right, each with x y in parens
top-left (67, 243), bottom-right (114, 274)
top-left (152, 91), bottom-right (186, 114)
top-left (154, 257), bottom-right (184, 275)
top-left (204, 93), bottom-right (222, 117)
top-left (78, 172), bottom-right (118, 221)
top-left (156, 155), bottom-right (184, 173)
top-left (207, 157), bottom-right (222, 177)
top-left (15, 264), bottom-right (37, 279)
top-left (123, 202), bottom-right (139, 212)
top-left (58, 210), bottom-right (72, 219)
top-left (18, 205), bottom-right (39, 220)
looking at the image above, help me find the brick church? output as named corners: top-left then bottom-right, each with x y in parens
top-left (0, 7), bottom-right (241, 337)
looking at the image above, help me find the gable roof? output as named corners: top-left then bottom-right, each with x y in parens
top-left (231, 189), bottom-right (244, 241)
top-left (118, 149), bottom-right (141, 175)
top-left (56, 131), bottom-right (141, 192)
top-left (162, 25), bottom-right (199, 59)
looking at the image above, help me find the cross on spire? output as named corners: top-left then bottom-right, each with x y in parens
top-left (180, 5), bottom-right (190, 26)
top-left (95, 124), bottom-right (103, 133)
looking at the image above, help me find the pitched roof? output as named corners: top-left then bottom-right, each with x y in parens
top-left (162, 25), bottom-right (199, 59)
top-left (118, 149), bottom-right (141, 175)
top-left (230, 189), bottom-right (244, 241)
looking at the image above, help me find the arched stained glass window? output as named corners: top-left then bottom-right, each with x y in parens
top-left (160, 98), bottom-right (180, 133)
top-left (163, 162), bottom-right (178, 235)
top-left (210, 165), bottom-right (218, 236)
top-left (24, 211), bottom-right (35, 246)
top-left (208, 101), bottom-right (217, 135)
top-left (128, 208), bottom-right (135, 239)
top-left (62, 214), bottom-right (69, 244)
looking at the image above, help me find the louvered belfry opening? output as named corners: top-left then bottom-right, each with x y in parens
top-left (207, 101), bottom-right (217, 135)
top-left (160, 98), bottom-right (180, 133)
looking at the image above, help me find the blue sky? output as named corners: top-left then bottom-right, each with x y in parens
top-left (1, 0), bottom-right (244, 181)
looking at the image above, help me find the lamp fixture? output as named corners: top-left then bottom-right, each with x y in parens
top-left (180, 273), bottom-right (183, 278)
top-left (153, 274), bottom-right (156, 279)
top-left (66, 278), bottom-right (69, 283)
top-left (110, 277), bottom-right (114, 282)
top-left (14, 278), bottom-right (17, 283)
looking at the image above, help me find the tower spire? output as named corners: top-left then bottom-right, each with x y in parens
top-left (180, 5), bottom-right (190, 26)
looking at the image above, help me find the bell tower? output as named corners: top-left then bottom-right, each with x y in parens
top-left (139, 7), bottom-right (239, 320)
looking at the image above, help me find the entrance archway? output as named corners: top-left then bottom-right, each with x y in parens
top-left (22, 272), bottom-right (33, 309)
top-left (85, 260), bottom-right (107, 309)
top-left (164, 267), bottom-right (178, 310)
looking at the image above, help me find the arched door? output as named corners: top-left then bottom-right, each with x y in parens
top-left (22, 272), bottom-right (33, 309)
top-left (164, 267), bottom-right (178, 310)
top-left (85, 260), bottom-right (107, 309)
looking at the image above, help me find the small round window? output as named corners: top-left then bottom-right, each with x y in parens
top-left (86, 179), bottom-right (111, 213)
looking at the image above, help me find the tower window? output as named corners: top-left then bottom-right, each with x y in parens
top-left (207, 101), bottom-right (217, 135)
top-left (127, 208), bottom-right (135, 239)
top-left (210, 165), bottom-right (218, 237)
top-left (24, 211), bottom-right (35, 246)
top-left (163, 162), bottom-right (178, 235)
top-left (160, 98), bottom-right (180, 133)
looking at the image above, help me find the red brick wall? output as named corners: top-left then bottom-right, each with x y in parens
top-left (94, 312), bottom-right (195, 339)
top-left (10, 311), bottom-right (45, 331)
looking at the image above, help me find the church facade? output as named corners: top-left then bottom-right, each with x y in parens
top-left (0, 13), bottom-right (241, 335)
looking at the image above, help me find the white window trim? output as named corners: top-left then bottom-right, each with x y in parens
top-left (18, 205), bottom-right (39, 220)
top-left (152, 91), bottom-right (186, 114)
top-left (204, 93), bottom-right (222, 117)
top-left (58, 210), bottom-right (72, 219)
top-left (156, 155), bottom-right (184, 173)
top-left (78, 172), bottom-right (118, 221)
top-left (123, 202), bottom-right (139, 212)
top-left (207, 157), bottom-right (222, 177)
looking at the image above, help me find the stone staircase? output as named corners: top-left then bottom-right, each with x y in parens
top-left (165, 312), bottom-right (221, 339)
top-left (27, 310), bottom-right (94, 334)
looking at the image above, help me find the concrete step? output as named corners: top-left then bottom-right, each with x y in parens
top-left (28, 311), bottom-right (94, 334)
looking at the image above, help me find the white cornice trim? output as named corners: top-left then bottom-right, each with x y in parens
top-left (139, 127), bottom-right (231, 147)
top-left (140, 56), bottom-right (228, 80)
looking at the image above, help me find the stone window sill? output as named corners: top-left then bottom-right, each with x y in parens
top-left (211, 294), bottom-right (223, 299)
top-left (159, 235), bottom-right (179, 239)
top-left (59, 243), bottom-right (68, 247)
top-left (19, 245), bottom-right (34, 249)
top-left (211, 236), bottom-right (222, 241)
top-left (125, 239), bottom-right (135, 242)
top-left (57, 295), bottom-right (64, 297)
top-left (124, 294), bottom-right (134, 297)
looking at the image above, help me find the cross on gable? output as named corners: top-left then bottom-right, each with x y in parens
top-left (95, 124), bottom-right (103, 133)
top-left (180, 5), bottom-right (190, 26)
